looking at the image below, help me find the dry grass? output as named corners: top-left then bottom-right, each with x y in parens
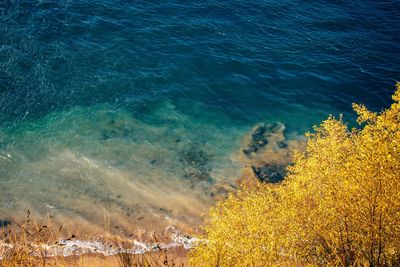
top-left (114, 241), bottom-right (186, 267)
top-left (0, 212), bottom-right (188, 266)
top-left (0, 210), bottom-right (66, 266)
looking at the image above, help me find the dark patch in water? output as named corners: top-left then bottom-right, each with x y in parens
top-left (180, 145), bottom-right (214, 183)
top-left (243, 122), bottom-right (288, 156)
top-left (251, 164), bottom-right (286, 183)
top-left (277, 141), bottom-right (288, 149)
top-left (241, 122), bottom-right (296, 183)
top-left (242, 124), bottom-right (268, 156)
top-left (100, 131), bottom-right (112, 140)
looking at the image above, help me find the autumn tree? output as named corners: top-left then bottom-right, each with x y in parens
top-left (190, 83), bottom-right (400, 266)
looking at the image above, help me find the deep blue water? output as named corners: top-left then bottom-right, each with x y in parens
top-left (0, 0), bottom-right (399, 232)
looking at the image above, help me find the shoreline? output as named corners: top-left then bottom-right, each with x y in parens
top-left (0, 121), bottom-right (303, 264)
top-left (0, 224), bottom-right (195, 265)
top-left (0, 234), bottom-right (195, 258)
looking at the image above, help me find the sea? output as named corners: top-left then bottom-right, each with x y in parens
top-left (0, 0), bottom-right (399, 237)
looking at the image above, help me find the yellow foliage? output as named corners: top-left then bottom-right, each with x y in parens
top-left (190, 83), bottom-right (400, 266)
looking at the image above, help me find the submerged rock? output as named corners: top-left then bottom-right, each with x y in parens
top-left (251, 164), bottom-right (286, 183)
top-left (242, 124), bottom-right (268, 155)
top-left (179, 145), bottom-right (214, 183)
top-left (242, 122), bottom-right (287, 157)
top-left (239, 122), bottom-right (305, 184)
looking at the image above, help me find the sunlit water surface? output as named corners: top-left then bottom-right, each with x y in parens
top-left (0, 0), bottom-right (399, 236)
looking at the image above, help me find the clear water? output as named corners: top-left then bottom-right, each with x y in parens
top-left (0, 0), bottom-right (399, 235)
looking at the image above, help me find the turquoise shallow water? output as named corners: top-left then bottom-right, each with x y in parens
top-left (0, 0), bottom-right (399, 234)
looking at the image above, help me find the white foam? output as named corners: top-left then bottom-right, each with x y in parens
top-left (0, 229), bottom-right (198, 259)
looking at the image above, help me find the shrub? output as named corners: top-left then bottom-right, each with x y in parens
top-left (190, 83), bottom-right (400, 266)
